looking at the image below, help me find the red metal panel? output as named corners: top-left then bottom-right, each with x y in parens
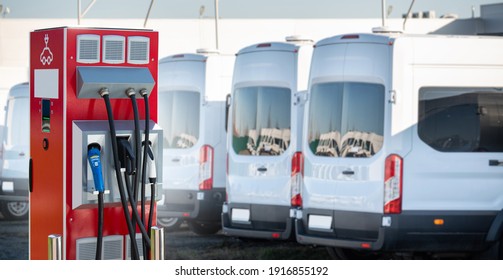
top-left (29, 28), bottom-right (66, 260)
top-left (30, 27), bottom-right (159, 260)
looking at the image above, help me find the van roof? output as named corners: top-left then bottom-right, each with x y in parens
top-left (237, 41), bottom-right (301, 56)
top-left (159, 53), bottom-right (207, 64)
top-left (315, 33), bottom-right (503, 48)
top-left (8, 82), bottom-right (29, 98)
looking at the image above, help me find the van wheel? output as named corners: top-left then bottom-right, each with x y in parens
top-left (326, 247), bottom-right (385, 260)
top-left (157, 217), bottom-right (183, 232)
top-left (0, 201), bottom-right (29, 220)
top-left (188, 221), bottom-right (221, 235)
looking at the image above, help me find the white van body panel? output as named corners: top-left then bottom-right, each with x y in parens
top-left (2, 82), bottom-right (30, 181)
top-left (0, 81), bottom-right (30, 218)
top-left (297, 33), bottom-right (503, 253)
top-left (159, 54), bottom-right (233, 192)
top-left (227, 43), bottom-right (312, 206)
top-left (223, 41), bottom-right (312, 239)
top-left (159, 57), bottom-right (205, 191)
top-left (157, 52), bottom-right (233, 229)
top-left (403, 36), bottom-right (503, 211)
top-left (303, 37), bottom-right (390, 214)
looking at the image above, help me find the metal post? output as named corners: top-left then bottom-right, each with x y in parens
top-left (77, 0), bottom-right (81, 25)
top-left (48, 234), bottom-right (62, 260)
top-left (381, 0), bottom-right (386, 27)
top-left (403, 0), bottom-right (416, 31)
top-left (144, 0), bottom-right (155, 28)
top-left (150, 226), bottom-right (164, 260)
top-left (214, 0), bottom-right (219, 50)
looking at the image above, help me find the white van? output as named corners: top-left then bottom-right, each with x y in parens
top-left (157, 51), bottom-right (233, 234)
top-left (0, 82), bottom-right (29, 220)
top-left (295, 33), bottom-right (503, 259)
top-left (222, 37), bottom-right (313, 240)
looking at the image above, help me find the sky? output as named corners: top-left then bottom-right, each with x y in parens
top-left (0, 0), bottom-right (500, 19)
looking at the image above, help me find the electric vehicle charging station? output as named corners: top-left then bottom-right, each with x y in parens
top-left (29, 27), bottom-right (163, 260)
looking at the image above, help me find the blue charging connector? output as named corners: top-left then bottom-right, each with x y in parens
top-left (88, 143), bottom-right (105, 193)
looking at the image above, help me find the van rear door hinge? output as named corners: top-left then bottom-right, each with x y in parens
top-left (388, 90), bottom-right (397, 104)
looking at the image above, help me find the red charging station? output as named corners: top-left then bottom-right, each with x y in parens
top-left (29, 27), bottom-right (162, 260)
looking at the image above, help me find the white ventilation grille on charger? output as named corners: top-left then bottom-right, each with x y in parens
top-left (76, 235), bottom-right (124, 260)
top-left (128, 36), bottom-right (150, 64)
top-left (103, 35), bottom-right (125, 64)
top-left (77, 34), bottom-right (100, 64)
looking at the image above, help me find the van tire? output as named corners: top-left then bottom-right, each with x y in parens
top-left (0, 201), bottom-right (29, 220)
top-left (157, 217), bottom-right (183, 232)
top-left (188, 221), bottom-right (221, 235)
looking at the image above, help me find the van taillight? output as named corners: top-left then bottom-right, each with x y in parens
top-left (199, 145), bottom-right (214, 190)
top-left (341, 34), bottom-right (360, 39)
top-left (384, 154), bottom-right (403, 214)
top-left (256, 43), bottom-right (272, 48)
top-left (291, 152), bottom-right (304, 207)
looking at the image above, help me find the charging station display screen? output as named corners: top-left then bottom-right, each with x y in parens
top-left (42, 99), bottom-right (51, 133)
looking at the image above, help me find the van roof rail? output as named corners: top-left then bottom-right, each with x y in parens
top-left (196, 48), bottom-right (220, 55)
top-left (285, 35), bottom-right (314, 44)
top-left (372, 26), bottom-right (403, 34)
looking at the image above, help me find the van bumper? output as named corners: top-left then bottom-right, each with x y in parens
top-left (0, 178), bottom-right (29, 202)
top-left (295, 209), bottom-right (499, 252)
top-left (157, 188), bottom-right (225, 223)
top-left (221, 202), bottom-right (293, 240)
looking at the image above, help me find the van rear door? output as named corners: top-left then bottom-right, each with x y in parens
top-left (302, 40), bottom-right (390, 234)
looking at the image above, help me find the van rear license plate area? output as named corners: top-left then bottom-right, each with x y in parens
top-left (231, 208), bottom-right (250, 223)
top-left (308, 215), bottom-right (332, 230)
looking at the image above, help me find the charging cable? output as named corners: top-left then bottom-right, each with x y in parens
top-left (99, 88), bottom-right (141, 259)
top-left (140, 88), bottom-right (150, 259)
top-left (127, 88), bottom-right (147, 258)
top-left (146, 142), bottom-right (156, 238)
top-left (87, 143), bottom-right (105, 260)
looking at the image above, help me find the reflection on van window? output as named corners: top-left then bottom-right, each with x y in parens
top-left (307, 82), bottom-right (385, 158)
top-left (419, 88), bottom-right (503, 152)
top-left (158, 90), bottom-right (200, 149)
top-left (5, 97), bottom-right (29, 147)
top-left (232, 86), bottom-right (291, 156)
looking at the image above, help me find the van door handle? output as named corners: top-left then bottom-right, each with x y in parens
top-left (342, 170), bottom-right (355, 175)
top-left (257, 167), bottom-right (267, 172)
top-left (489, 160), bottom-right (503, 166)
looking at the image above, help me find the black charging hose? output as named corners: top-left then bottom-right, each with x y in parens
top-left (140, 91), bottom-right (150, 259)
top-left (128, 90), bottom-right (142, 202)
top-left (100, 89), bottom-right (140, 260)
top-left (126, 89), bottom-right (153, 259)
top-left (128, 90), bottom-right (142, 258)
top-left (96, 191), bottom-right (104, 260)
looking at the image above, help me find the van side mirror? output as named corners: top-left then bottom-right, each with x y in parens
top-left (225, 93), bottom-right (231, 132)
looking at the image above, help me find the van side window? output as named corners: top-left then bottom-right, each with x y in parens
top-left (5, 96), bottom-right (30, 147)
top-left (158, 90), bottom-right (200, 149)
top-left (232, 86), bottom-right (291, 156)
top-left (307, 82), bottom-right (385, 158)
top-left (418, 87), bottom-right (503, 152)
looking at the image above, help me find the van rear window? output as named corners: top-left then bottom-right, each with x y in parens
top-left (232, 86), bottom-right (291, 156)
top-left (418, 88), bottom-right (503, 152)
top-left (307, 82), bottom-right (385, 158)
top-left (158, 90), bottom-right (200, 149)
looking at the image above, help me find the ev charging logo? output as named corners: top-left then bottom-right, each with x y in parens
top-left (40, 34), bottom-right (54, 66)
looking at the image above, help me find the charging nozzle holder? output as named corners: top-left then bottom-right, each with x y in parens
top-left (117, 137), bottom-right (136, 176)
